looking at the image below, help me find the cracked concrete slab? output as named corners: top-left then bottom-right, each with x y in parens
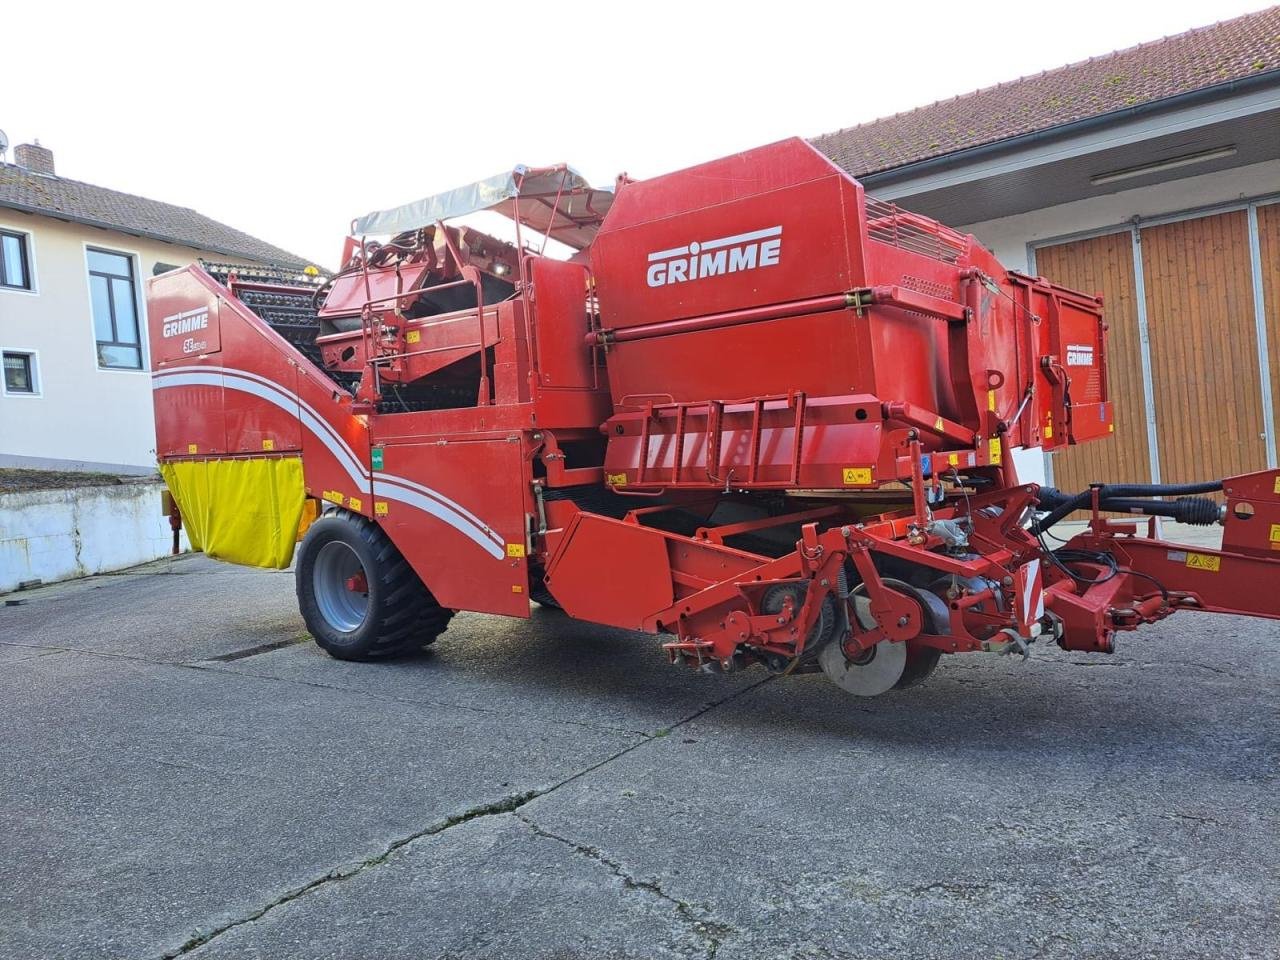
top-left (187, 812), bottom-right (713, 960)
top-left (0, 556), bottom-right (1276, 959)
top-left (0, 649), bottom-right (642, 959)
top-left (506, 621), bottom-right (1279, 959)
top-left (0, 640), bottom-right (64, 664)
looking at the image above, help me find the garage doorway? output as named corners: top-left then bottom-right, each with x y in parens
top-left (1032, 199), bottom-right (1278, 492)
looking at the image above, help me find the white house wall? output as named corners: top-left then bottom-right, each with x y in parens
top-left (960, 158), bottom-right (1280, 270)
top-left (0, 216), bottom-right (242, 473)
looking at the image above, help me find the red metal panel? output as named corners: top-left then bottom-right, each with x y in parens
top-left (217, 305), bottom-right (304, 456)
top-left (593, 143), bottom-right (861, 334)
top-left (544, 514), bottom-right (675, 628)
top-left (373, 436), bottom-right (532, 617)
top-left (153, 379), bottom-right (226, 458)
top-left (531, 259), bottom-right (595, 390)
top-left (605, 308), bottom-right (870, 406)
top-left (148, 271), bottom-right (222, 367)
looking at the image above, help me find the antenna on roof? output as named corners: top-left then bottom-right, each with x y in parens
top-left (0, 130), bottom-right (9, 163)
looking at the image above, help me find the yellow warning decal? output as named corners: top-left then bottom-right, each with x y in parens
top-left (948, 453), bottom-right (959, 467)
top-left (1274, 477), bottom-right (1280, 494)
top-left (987, 389), bottom-right (997, 412)
top-left (348, 497), bottom-right (363, 512)
top-left (188, 443), bottom-right (198, 454)
top-left (605, 472), bottom-right (628, 487)
top-left (322, 490), bottom-right (345, 506)
top-left (988, 438), bottom-right (1002, 465)
top-left (262, 438), bottom-right (275, 451)
top-left (374, 501), bottom-right (389, 516)
top-left (406, 330), bottom-right (421, 344)
top-left (1043, 426), bottom-right (1053, 439)
top-left (1270, 523), bottom-right (1280, 543)
top-left (933, 416), bottom-right (944, 431)
top-left (511, 584), bottom-right (524, 593)
top-left (506, 543), bottom-right (526, 558)
top-left (842, 467), bottom-right (873, 485)
top-left (1108, 423), bottom-right (1115, 433)
top-left (1185, 552), bottom-right (1221, 572)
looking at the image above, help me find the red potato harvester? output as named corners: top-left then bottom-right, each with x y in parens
top-left (149, 138), bottom-right (1280, 697)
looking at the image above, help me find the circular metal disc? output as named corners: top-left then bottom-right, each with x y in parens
top-left (818, 591), bottom-right (907, 696)
top-left (819, 635), bottom-right (907, 696)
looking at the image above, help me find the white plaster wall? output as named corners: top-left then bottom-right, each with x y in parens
top-left (954, 159), bottom-right (1280, 487)
top-left (0, 481), bottom-right (190, 592)
top-left (960, 158), bottom-right (1280, 271)
top-left (0, 216), bottom-right (263, 472)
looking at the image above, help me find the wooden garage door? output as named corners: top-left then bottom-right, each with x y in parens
top-left (1140, 210), bottom-right (1268, 484)
top-left (1039, 210), bottom-right (1273, 492)
top-left (1258, 202), bottom-right (1280, 454)
top-left (1036, 231), bottom-right (1151, 491)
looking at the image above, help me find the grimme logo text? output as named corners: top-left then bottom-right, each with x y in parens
top-left (162, 307), bottom-right (210, 338)
top-left (1066, 344), bottom-right (1095, 366)
top-left (646, 226), bottom-right (782, 288)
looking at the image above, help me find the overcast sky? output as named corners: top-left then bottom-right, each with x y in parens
top-left (4, 0), bottom-right (1273, 267)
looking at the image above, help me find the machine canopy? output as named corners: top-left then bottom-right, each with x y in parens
top-left (351, 165), bottom-right (613, 250)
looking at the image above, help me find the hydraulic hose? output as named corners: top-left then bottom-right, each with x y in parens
top-left (1031, 481), bottom-right (1224, 533)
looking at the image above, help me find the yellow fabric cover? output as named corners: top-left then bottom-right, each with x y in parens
top-left (160, 457), bottom-right (307, 570)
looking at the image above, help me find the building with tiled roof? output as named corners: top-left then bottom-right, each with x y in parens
top-left (0, 150), bottom-right (307, 268)
top-left (1, 141), bottom-right (307, 473)
top-left (810, 7), bottom-right (1280, 492)
top-left (812, 6), bottom-right (1280, 178)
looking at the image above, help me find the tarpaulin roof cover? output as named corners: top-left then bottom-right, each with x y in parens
top-left (351, 166), bottom-right (613, 250)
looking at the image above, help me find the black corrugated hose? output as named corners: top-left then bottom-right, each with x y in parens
top-left (1031, 481), bottom-right (1223, 534)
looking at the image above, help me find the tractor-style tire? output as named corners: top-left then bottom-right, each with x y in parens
top-left (296, 511), bottom-right (452, 661)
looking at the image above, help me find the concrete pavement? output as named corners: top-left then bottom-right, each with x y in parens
top-left (1, 554), bottom-right (1276, 959)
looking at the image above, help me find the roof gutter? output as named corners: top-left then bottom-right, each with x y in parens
top-left (856, 68), bottom-right (1280, 189)
top-left (0, 200), bottom-right (307, 269)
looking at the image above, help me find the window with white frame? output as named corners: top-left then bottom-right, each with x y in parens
top-left (3, 351), bottom-right (38, 395)
top-left (1, 230), bottom-right (31, 290)
top-left (87, 248), bottom-right (142, 369)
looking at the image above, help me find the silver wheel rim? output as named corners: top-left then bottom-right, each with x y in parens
top-left (313, 541), bottom-right (369, 633)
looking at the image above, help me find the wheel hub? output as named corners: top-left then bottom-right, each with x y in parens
top-left (313, 541), bottom-right (370, 633)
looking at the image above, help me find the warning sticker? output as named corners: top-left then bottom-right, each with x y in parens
top-left (1185, 552), bottom-right (1221, 573)
top-left (842, 467), bottom-right (873, 485)
top-left (348, 497), bottom-right (362, 512)
top-left (262, 438), bottom-right (275, 451)
top-left (322, 490), bottom-right (345, 506)
top-left (988, 438), bottom-right (1002, 465)
top-left (406, 330), bottom-right (421, 344)
top-left (374, 501), bottom-right (389, 516)
top-left (605, 472), bottom-right (628, 487)
top-left (1270, 523), bottom-right (1280, 543)
top-left (506, 543), bottom-right (526, 559)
